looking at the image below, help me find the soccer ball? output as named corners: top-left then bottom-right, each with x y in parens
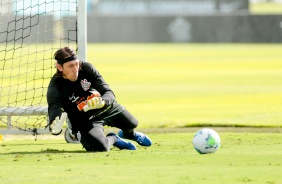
top-left (192, 128), bottom-right (221, 154)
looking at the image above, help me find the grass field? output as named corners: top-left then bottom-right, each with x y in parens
top-left (1, 44), bottom-right (282, 183)
top-left (1, 128), bottom-right (282, 184)
top-left (86, 44), bottom-right (282, 128)
top-left (2, 44), bottom-right (282, 128)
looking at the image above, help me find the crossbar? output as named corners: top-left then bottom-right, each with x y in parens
top-left (0, 106), bottom-right (49, 134)
top-left (0, 107), bottom-right (48, 116)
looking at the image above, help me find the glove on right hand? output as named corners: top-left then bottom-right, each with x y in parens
top-left (50, 112), bottom-right (67, 134)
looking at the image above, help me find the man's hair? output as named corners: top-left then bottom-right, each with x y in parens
top-left (54, 47), bottom-right (82, 77)
top-left (54, 47), bottom-right (76, 61)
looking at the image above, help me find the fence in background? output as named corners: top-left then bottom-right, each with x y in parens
top-left (0, 0), bottom-right (281, 43)
top-left (87, 14), bottom-right (282, 43)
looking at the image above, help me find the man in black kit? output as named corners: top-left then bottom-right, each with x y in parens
top-left (47, 47), bottom-right (152, 152)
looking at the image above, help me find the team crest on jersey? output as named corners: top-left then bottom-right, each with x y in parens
top-left (80, 79), bottom-right (91, 91)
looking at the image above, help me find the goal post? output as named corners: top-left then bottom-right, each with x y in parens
top-left (77, 0), bottom-right (87, 62)
top-left (0, 0), bottom-right (87, 135)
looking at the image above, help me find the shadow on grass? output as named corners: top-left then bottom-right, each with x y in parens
top-left (1, 142), bottom-right (66, 146)
top-left (2, 149), bottom-right (87, 155)
top-left (140, 127), bottom-right (282, 133)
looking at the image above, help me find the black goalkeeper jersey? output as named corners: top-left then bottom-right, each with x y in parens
top-left (47, 61), bottom-right (124, 133)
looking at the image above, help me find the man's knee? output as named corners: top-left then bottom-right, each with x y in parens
top-left (82, 142), bottom-right (110, 152)
top-left (80, 133), bottom-right (110, 152)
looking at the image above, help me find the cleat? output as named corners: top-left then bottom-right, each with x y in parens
top-left (106, 133), bottom-right (136, 150)
top-left (118, 130), bottom-right (152, 147)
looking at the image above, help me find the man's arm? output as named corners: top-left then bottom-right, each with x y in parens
top-left (83, 62), bottom-right (116, 106)
top-left (47, 79), bottom-right (64, 135)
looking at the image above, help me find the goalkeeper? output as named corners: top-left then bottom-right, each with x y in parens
top-left (47, 47), bottom-right (152, 152)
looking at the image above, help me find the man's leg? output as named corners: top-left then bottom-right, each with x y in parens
top-left (105, 109), bottom-right (138, 138)
top-left (80, 123), bottom-right (136, 152)
top-left (80, 123), bottom-right (115, 152)
top-left (106, 109), bottom-right (152, 147)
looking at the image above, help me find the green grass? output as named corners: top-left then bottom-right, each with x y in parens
top-left (1, 129), bottom-right (282, 184)
top-left (250, 2), bottom-right (282, 14)
top-left (86, 44), bottom-right (282, 128)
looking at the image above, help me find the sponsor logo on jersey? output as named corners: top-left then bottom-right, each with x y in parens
top-left (81, 79), bottom-right (91, 91)
top-left (69, 93), bottom-right (79, 103)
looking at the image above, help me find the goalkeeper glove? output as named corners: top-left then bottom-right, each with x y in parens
top-left (83, 97), bottom-right (105, 112)
top-left (50, 112), bottom-right (67, 135)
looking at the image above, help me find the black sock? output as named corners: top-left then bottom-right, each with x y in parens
top-left (122, 130), bottom-right (135, 139)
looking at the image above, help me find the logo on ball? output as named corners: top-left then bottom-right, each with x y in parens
top-left (192, 128), bottom-right (221, 154)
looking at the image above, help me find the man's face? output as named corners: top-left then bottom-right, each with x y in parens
top-left (58, 59), bottom-right (79, 82)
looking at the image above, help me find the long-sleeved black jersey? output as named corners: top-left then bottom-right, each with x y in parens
top-left (47, 61), bottom-right (123, 133)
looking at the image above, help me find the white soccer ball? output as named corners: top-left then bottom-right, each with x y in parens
top-left (192, 128), bottom-right (221, 154)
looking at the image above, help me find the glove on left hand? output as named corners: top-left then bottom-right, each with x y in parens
top-left (83, 97), bottom-right (105, 112)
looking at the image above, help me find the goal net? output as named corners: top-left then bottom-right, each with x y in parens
top-left (0, 0), bottom-right (83, 134)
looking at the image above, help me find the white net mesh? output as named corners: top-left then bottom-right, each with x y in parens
top-left (0, 0), bottom-right (77, 133)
